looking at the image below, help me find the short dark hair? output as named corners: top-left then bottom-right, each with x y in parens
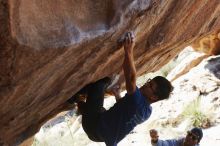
top-left (191, 127), bottom-right (203, 142)
top-left (152, 76), bottom-right (173, 100)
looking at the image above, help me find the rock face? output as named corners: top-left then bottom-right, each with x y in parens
top-left (167, 47), bottom-right (209, 82)
top-left (0, 0), bottom-right (219, 145)
top-left (192, 32), bottom-right (220, 55)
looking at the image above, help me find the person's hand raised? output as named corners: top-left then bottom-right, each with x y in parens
top-left (150, 129), bottom-right (159, 142)
top-left (123, 32), bottom-right (135, 53)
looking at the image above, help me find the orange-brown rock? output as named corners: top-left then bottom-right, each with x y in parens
top-left (19, 137), bottom-right (34, 146)
top-left (0, 0), bottom-right (220, 145)
top-left (192, 31), bottom-right (220, 55)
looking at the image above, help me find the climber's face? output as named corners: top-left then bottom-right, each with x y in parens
top-left (140, 79), bottom-right (159, 103)
top-left (184, 131), bottom-right (199, 146)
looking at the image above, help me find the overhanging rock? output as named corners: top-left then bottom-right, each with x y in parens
top-left (0, 0), bottom-right (220, 145)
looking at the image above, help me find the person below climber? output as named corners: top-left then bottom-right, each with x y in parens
top-left (149, 127), bottom-right (203, 146)
top-left (67, 32), bottom-right (173, 146)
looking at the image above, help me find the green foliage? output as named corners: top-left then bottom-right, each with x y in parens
top-left (160, 67), bottom-right (171, 77)
top-left (32, 138), bottom-right (43, 146)
top-left (158, 57), bottom-right (180, 77)
top-left (182, 97), bottom-right (212, 128)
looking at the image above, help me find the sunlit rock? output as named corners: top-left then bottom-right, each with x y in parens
top-left (0, 0), bottom-right (220, 145)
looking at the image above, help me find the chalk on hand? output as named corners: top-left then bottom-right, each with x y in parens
top-left (117, 31), bottom-right (135, 43)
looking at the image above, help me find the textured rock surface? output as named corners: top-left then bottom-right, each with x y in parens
top-left (0, 0), bottom-right (220, 145)
top-left (167, 47), bottom-right (209, 82)
top-left (192, 32), bottom-right (220, 55)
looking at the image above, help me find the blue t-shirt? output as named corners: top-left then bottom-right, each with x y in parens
top-left (151, 138), bottom-right (200, 146)
top-left (98, 87), bottom-right (152, 146)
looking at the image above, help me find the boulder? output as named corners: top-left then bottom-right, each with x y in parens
top-left (0, 0), bottom-right (220, 145)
